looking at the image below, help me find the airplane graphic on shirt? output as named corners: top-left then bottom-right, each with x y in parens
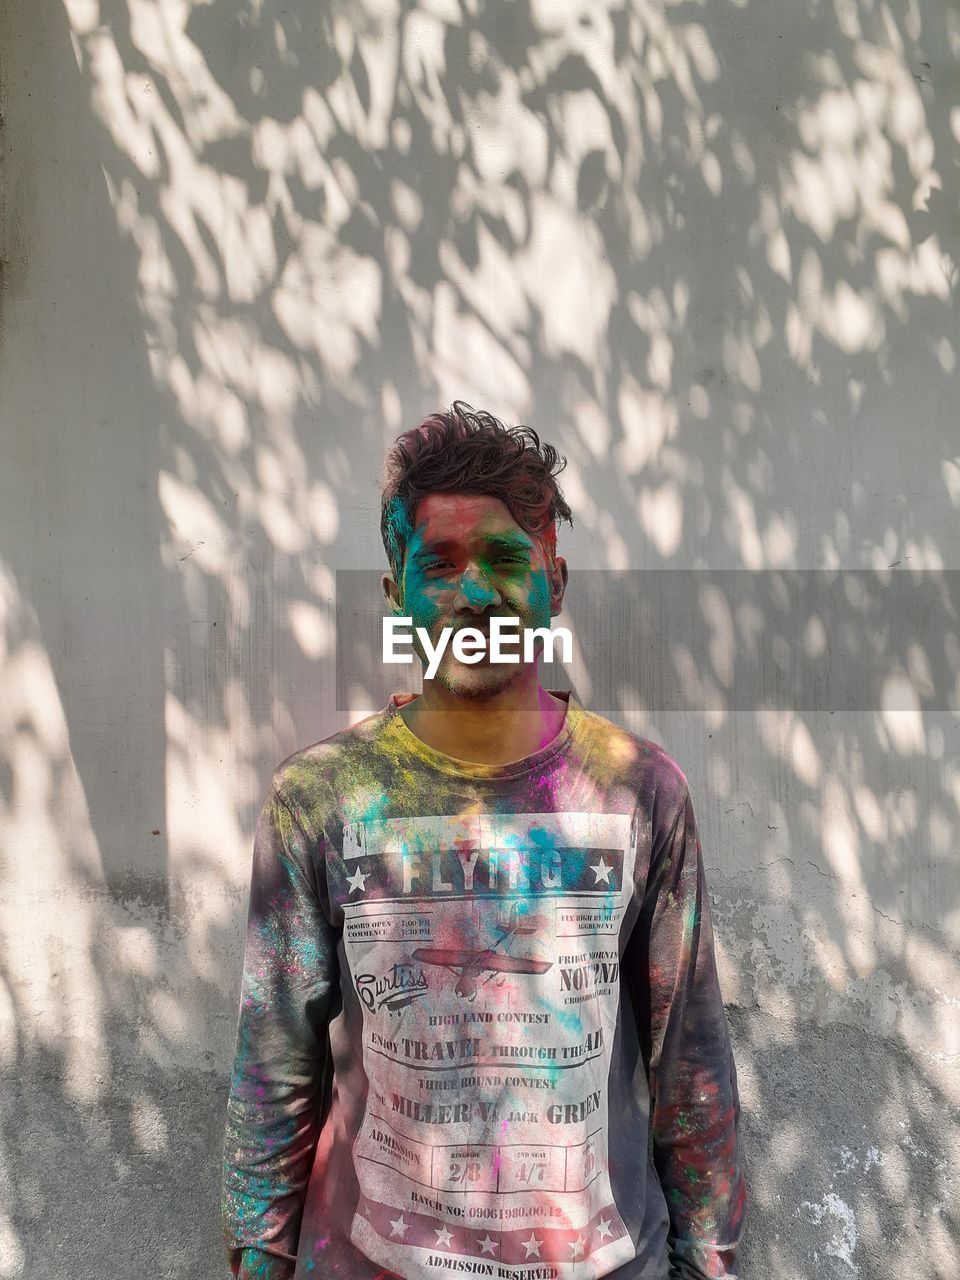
top-left (411, 904), bottom-right (552, 999)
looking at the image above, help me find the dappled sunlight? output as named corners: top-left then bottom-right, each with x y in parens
top-left (0, 559), bottom-right (258, 1109)
top-left (129, 1089), bottom-right (169, 1155)
top-left (164, 686), bottom-right (258, 889)
top-left (880, 688), bottom-right (928, 749)
top-left (0, 565), bottom-right (110, 1102)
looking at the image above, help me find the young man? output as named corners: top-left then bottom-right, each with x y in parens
top-left (221, 403), bottom-right (747, 1280)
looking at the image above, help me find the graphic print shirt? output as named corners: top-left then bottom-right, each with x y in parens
top-left (221, 690), bottom-right (746, 1280)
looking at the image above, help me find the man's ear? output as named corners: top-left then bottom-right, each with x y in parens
top-left (382, 572), bottom-right (404, 614)
top-left (549, 555), bottom-right (568, 617)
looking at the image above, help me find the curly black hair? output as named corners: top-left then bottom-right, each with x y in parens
top-left (379, 401), bottom-right (573, 581)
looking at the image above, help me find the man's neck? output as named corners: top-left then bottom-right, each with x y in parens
top-left (399, 680), bottom-right (569, 766)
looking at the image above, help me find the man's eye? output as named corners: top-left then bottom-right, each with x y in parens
top-left (423, 557), bottom-right (524, 572)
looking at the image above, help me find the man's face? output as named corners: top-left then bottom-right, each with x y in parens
top-left (381, 493), bottom-right (568, 699)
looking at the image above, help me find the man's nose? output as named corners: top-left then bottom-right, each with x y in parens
top-left (453, 566), bottom-right (502, 611)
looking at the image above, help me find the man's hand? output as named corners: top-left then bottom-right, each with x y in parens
top-left (231, 1246), bottom-right (295, 1280)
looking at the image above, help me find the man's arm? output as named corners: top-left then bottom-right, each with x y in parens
top-left (221, 784), bottom-right (339, 1280)
top-left (633, 781), bottom-right (747, 1279)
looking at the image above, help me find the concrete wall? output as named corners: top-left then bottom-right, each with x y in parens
top-left (1, 1), bottom-right (958, 1276)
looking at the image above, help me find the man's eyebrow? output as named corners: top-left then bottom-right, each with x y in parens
top-left (412, 539), bottom-right (458, 558)
top-left (414, 533), bottom-right (533, 556)
top-left (485, 533), bottom-right (533, 552)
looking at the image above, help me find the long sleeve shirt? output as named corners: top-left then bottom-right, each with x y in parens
top-left (221, 689), bottom-right (746, 1280)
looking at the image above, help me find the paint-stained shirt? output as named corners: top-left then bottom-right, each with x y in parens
top-left (221, 689), bottom-right (746, 1280)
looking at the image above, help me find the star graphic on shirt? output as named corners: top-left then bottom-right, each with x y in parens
top-left (596, 1218), bottom-right (615, 1241)
top-left (435, 1226), bottom-right (454, 1248)
top-left (521, 1234), bottom-right (542, 1258)
top-left (568, 1234), bottom-right (586, 1258)
top-left (477, 1233), bottom-right (498, 1256)
top-left (590, 857), bottom-right (613, 885)
top-left (346, 865), bottom-right (368, 895)
top-left (389, 1215), bottom-right (409, 1239)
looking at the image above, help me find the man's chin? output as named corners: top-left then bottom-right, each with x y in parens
top-left (430, 660), bottom-right (523, 700)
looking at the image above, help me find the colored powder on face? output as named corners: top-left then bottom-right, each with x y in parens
top-left (398, 554), bottom-right (445, 634)
top-left (388, 497), bottom-right (558, 649)
top-left (526, 561), bottom-right (553, 629)
top-left (383, 497), bottom-right (416, 588)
